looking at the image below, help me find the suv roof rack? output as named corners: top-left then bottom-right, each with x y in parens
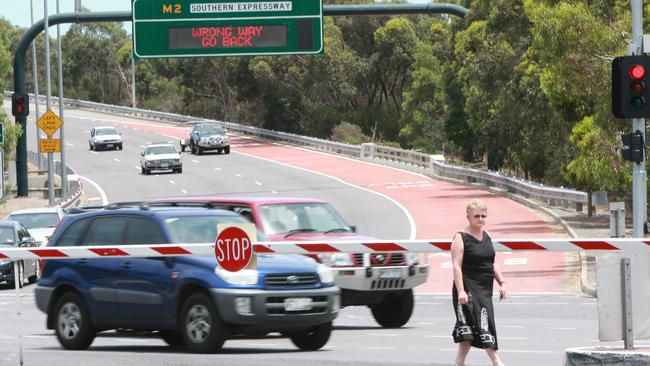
top-left (69, 201), bottom-right (221, 213)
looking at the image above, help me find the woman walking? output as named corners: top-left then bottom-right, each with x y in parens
top-left (451, 199), bottom-right (507, 366)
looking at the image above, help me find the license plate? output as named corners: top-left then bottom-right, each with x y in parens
top-left (379, 268), bottom-right (403, 279)
top-left (106, 144), bottom-right (113, 148)
top-left (284, 298), bottom-right (312, 311)
top-left (160, 163), bottom-right (169, 168)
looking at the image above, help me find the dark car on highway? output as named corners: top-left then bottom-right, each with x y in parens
top-left (0, 220), bottom-right (39, 288)
top-left (35, 203), bottom-right (339, 353)
top-left (179, 121), bottom-right (230, 155)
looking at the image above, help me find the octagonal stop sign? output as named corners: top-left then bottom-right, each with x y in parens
top-left (215, 226), bottom-right (253, 272)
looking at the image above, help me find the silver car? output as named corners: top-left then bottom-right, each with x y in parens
top-left (89, 126), bottom-right (123, 151)
top-left (140, 143), bottom-right (182, 175)
top-left (7, 207), bottom-right (66, 246)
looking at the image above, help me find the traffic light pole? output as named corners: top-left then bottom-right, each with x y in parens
top-left (630, 0), bottom-right (646, 238)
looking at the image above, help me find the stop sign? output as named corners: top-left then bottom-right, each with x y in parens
top-left (215, 226), bottom-right (253, 272)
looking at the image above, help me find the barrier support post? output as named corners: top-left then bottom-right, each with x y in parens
top-left (13, 261), bottom-right (24, 365)
top-left (621, 257), bottom-right (634, 349)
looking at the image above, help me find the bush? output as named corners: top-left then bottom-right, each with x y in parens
top-left (330, 122), bottom-right (369, 145)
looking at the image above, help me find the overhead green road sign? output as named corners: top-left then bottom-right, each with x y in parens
top-left (132, 0), bottom-right (323, 58)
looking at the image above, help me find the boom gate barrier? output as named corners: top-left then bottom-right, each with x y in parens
top-left (2, 238), bottom-right (650, 260)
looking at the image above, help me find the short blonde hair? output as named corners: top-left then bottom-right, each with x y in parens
top-left (466, 199), bottom-right (487, 215)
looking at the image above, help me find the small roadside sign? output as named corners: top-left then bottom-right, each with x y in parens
top-left (0, 123), bottom-right (4, 145)
top-left (215, 224), bottom-right (256, 272)
top-left (39, 138), bottom-right (61, 153)
top-left (36, 109), bottom-right (63, 137)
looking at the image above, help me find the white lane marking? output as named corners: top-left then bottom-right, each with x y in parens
top-left (214, 167), bottom-right (222, 171)
top-left (255, 181), bottom-right (262, 186)
top-left (504, 258), bottom-right (528, 266)
top-left (424, 335), bottom-right (448, 338)
top-left (65, 142), bottom-right (74, 147)
top-left (91, 150), bottom-right (98, 155)
top-left (113, 158), bottom-right (120, 162)
top-left (547, 327), bottom-right (575, 330)
top-left (181, 189), bottom-right (188, 194)
top-left (169, 180), bottom-right (175, 185)
top-left (87, 197), bottom-right (101, 202)
top-left (24, 335), bottom-right (50, 339)
top-left (271, 190), bottom-right (277, 194)
top-left (84, 130), bottom-right (90, 133)
top-left (192, 159), bottom-right (199, 163)
top-left (428, 253), bottom-right (450, 258)
top-left (134, 166), bottom-right (140, 170)
top-left (139, 145), bottom-right (146, 149)
top-left (234, 173), bottom-right (243, 178)
top-left (417, 322), bottom-right (435, 325)
top-left (78, 175), bottom-right (108, 205)
top-left (366, 333), bottom-right (398, 337)
top-left (235, 150), bottom-right (418, 239)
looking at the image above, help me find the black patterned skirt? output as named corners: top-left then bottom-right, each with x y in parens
top-left (452, 283), bottom-right (498, 350)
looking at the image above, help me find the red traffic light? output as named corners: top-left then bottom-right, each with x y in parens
top-left (629, 64), bottom-right (646, 79)
top-left (16, 96), bottom-right (24, 114)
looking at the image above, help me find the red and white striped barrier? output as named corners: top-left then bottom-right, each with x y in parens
top-left (1, 239), bottom-right (650, 260)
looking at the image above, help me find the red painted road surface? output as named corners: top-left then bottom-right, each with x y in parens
top-left (97, 119), bottom-right (570, 293)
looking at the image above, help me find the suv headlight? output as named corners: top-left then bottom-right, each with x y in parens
top-left (144, 160), bottom-right (153, 167)
top-left (317, 264), bottom-right (335, 284)
top-left (215, 268), bottom-right (258, 285)
top-left (406, 253), bottom-right (419, 265)
top-left (317, 253), bottom-right (353, 266)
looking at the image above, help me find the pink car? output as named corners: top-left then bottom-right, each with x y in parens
top-left (159, 195), bottom-right (429, 328)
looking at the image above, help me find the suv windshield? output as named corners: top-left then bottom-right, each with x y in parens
top-left (165, 214), bottom-right (251, 243)
top-left (198, 125), bottom-right (225, 135)
top-left (146, 145), bottom-right (177, 155)
top-left (96, 128), bottom-right (117, 136)
top-left (8, 213), bottom-right (60, 229)
top-left (258, 203), bottom-right (350, 235)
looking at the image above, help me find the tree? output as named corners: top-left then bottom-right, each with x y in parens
top-left (563, 117), bottom-right (629, 216)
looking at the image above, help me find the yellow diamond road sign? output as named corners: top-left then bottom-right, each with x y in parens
top-left (36, 109), bottom-right (63, 137)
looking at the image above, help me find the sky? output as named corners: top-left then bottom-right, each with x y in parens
top-left (1, 0), bottom-right (430, 31)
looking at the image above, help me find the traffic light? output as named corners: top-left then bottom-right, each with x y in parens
top-left (621, 130), bottom-right (644, 164)
top-left (11, 92), bottom-right (29, 117)
top-left (612, 55), bottom-right (650, 118)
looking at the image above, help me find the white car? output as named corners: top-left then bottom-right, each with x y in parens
top-left (6, 207), bottom-right (66, 246)
top-left (140, 143), bottom-right (183, 175)
top-left (89, 126), bottom-right (123, 151)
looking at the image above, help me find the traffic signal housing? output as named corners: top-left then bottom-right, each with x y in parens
top-left (621, 130), bottom-right (644, 164)
top-left (11, 92), bottom-right (29, 117)
top-left (612, 55), bottom-right (650, 118)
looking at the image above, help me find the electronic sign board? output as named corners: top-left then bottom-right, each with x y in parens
top-left (132, 0), bottom-right (323, 58)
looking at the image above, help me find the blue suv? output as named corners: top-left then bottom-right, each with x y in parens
top-left (35, 203), bottom-right (340, 353)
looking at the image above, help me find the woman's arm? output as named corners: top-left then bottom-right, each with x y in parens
top-left (494, 262), bottom-right (507, 300)
top-left (451, 233), bottom-right (468, 304)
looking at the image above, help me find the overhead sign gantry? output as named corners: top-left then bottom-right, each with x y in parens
top-left (131, 0), bottom-right (323, 58)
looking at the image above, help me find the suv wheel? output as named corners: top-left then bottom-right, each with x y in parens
top-left (370, 289), bottom-right (414, 328)
top-left (190, 142), bottom-right (196, 155)
top-left (159, 330), bottom-right (184, 347)
top-left (224, 146), bottom-right (230, 154)
top-left (180, 293), bottom-right (226, 353)
top-left (54, 292), bottom-right (96, 350)
top-left (89, 142), bottom-right (94, 151)
top-left (286, 321), bottom-right (332, 351)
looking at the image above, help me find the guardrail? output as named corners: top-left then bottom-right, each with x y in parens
top-left (4, 91), bottom-right (587, 208)
top-left (26, 150), bottom-right (82, 210)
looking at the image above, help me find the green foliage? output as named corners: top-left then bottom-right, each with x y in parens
top-left (0, 18), bottom-right (12, 92)
top-left (330, 122), bottom-right (369, 145)
top-left (563, 116), bottom-right (629, 193)
top-left (1, 111), bottom-right (23, 169)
